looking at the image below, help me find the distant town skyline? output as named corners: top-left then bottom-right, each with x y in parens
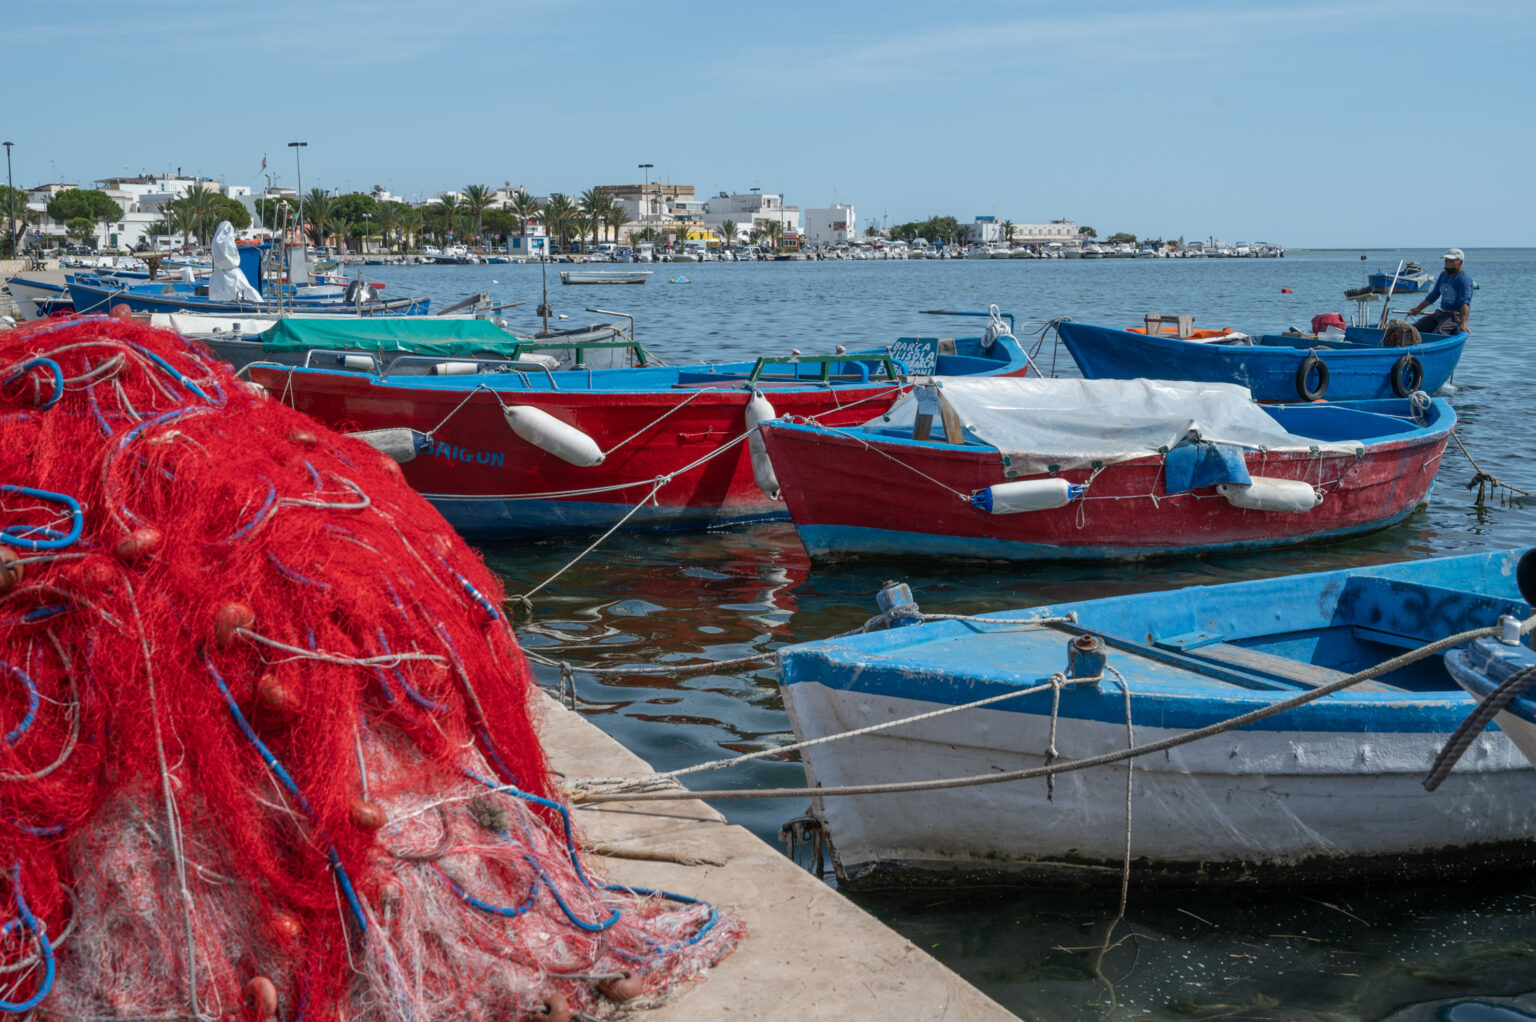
top-left (6, 0), bottom-right (1531, 247)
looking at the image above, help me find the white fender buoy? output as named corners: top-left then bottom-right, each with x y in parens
top-left (432, 361), bottom-right (481, 376)
top-left (970, 478), bottom-right (1080, 514)
top-left (341, 354), bottom-right (377, 372)
top-left (502, 405), bottom-right (604, 466)
top-left (1217, 477), bottom-right (1322, 513)
top-left (744, 391), bottom-right (780, 500)
top-left (346, 428), bottom-right (428, 464)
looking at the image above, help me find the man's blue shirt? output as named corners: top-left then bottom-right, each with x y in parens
top-left (1426, 269), bottom-right (1473, 310)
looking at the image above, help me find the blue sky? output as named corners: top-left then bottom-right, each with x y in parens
top-left (7, 0), bottom-right (1531, 245)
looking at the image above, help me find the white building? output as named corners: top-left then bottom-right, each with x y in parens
top-left (1009, 218), bottom-right (1079, 244)
top-left (969, 216), bottom-right (1003, 243)
top-left (701, 191), bottom-right (802, 238)
top-left (802, 204), bottom-right (856, 246)
top-left (597, 183), bottom-right (697, 224)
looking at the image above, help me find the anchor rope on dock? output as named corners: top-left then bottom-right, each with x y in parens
top-left (568, 613), bottom-right (1536, 805)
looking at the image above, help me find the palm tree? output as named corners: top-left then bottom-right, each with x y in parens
top-left (302, 188), bottom-right (336, 247)
top-left (668, 219), bottom-right (690, 251)
top-left (606, 204), bottom-right (630, 246)
top-left (578, 188), bottom-right (608, 245)
top-left (542, 193), bottom-right (576, 250)
top-left (509, 189), bottom-right (542, 237)
top-left (432, 194), bottom-right (461, 243)
top-left (176, 186), bottom-right (221, 245)
top-left (579, 211), bottom-right (602, 252)
top-left (398, 206), bottom-right (422, 251)
top-left (761, 218), bottom-right (783, 251)
top-left (1001, 220), bottom-right (1014, 248)
top-left (461, 184), bottom-right (492, 243)
top-left (718, 219), bottom-right (738, 250)
top-left (162, 205), bottom-right (198, 249)
top-left (374, 202), bottom-right (401, 253)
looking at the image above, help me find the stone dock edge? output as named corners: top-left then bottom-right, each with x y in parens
top-left (539, 694), bottom-right (1020, 1020)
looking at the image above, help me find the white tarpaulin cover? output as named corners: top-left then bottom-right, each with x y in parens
top-left (208, 221), bottom-right (262, 303)
top-left (869, 377), bottom-right (1361, 475)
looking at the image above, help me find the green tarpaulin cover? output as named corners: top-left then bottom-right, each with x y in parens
top-left (257, 317), bottom-right (526, 356)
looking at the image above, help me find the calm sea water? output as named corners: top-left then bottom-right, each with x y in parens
top-left (366, 250), bottom-right (1536, 1021)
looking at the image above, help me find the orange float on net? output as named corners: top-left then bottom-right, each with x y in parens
top-left (349, 797), bottom-right (387, 831)
top-left (114, 527), bottom-right (162, 563)
top-left (265, 908), bottom-right (304, 944)
top-left (600, 971), bottom-right (645, 1002)
top-left (0, 546), bottom-right (23, 594)
top-left (74, 557), bottom-right (117, 591)
top-left (109, 304), bottom-right (133, 320)
top-left (538, 990), bottom-right (571, 1022)
top-left (243, 975), bottom-right (278, 1020)
top-left (256, 674), bottom-right (299, 716)
top-left (214, 602), bottom-right (255, 644)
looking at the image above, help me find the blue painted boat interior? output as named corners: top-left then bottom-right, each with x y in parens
top-left (779, 550), bottom-right (1534, 732)
top-left (264, 335), bottom-right (1019, 394)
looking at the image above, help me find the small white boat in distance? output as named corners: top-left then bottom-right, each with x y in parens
top-left (559, 269), bottom-right (652, 285)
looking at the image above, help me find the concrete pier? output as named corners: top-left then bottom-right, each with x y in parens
top-left (539, 695), bottom-right (1020, 1020)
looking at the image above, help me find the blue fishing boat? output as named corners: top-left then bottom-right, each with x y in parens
top-left (1055, 318), bottom-right (1467, 402)
top-left (1368, 261), bottom-right (1436, 292)
top-left (777, 549), bottom-right (1536, 889)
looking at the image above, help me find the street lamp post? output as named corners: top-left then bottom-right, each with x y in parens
top-left (3, 142), bottom-right (13, 259)
top-left (638, 163), bottom-right (653, 222)
top-left (362, 211), bottom-right (371, 255)
top-left (287, 141), bottom-right (307, 247)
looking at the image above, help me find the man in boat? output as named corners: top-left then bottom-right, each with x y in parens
top-left (1407, 248), bottom-right (1472, 335)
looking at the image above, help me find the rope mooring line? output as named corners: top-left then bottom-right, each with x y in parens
top-left (571, 614), bottom-right (1536, 805)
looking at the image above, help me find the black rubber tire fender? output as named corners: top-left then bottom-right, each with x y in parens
top-left (1296, 354), bottom-right (1330, 401)
top-left (1391, 353), bottom-right (1424, 397)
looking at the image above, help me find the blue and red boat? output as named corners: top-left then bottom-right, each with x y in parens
top-left (760, 376), bottom-right (1454, 562)
top-left (1055, 319), bottom-right (1467, 402)
top-left (245, 318), bottom-right (1034, 536)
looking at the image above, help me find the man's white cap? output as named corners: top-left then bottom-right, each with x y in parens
top-left (1443, 248), bottom-right (1465, 261)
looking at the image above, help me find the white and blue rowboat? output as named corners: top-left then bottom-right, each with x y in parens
top-left (1435, 550), bottom-right (1536, 773)
top-left (778, 549), bottom-right (1536, 889)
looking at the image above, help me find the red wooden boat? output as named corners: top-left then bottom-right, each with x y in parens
top-left (759, 378), bottom-right (1454, 561)
top-left (245, 326), bottom-right (1032, 537)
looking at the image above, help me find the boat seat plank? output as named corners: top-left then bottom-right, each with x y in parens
top-left (1186, 642), bottom-right (1402, 692)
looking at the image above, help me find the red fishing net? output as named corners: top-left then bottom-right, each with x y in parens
top-left (0, 315), bottom-right (740, 1020)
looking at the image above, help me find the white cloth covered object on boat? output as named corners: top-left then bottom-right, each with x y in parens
top-left (868, 377), bottom-right (1361, 476)
top-left (208, 221), bottom-right (261, 303)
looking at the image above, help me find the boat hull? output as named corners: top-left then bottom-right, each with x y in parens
top-left (5, 276), bottom-right (68, 320)
top-left (1368, 273), bottom-right (1434, 292)
top-left (782, 681), bottom-right (1536, 888)
top-left (778, 549), bottom-right (1536, 887)
top-left (249, 339), bottom-right (1031, 537)
top-left (762, 402), bottom-right (1452, 562)
top-left (1056, 321), bottom-right (1467, 402)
